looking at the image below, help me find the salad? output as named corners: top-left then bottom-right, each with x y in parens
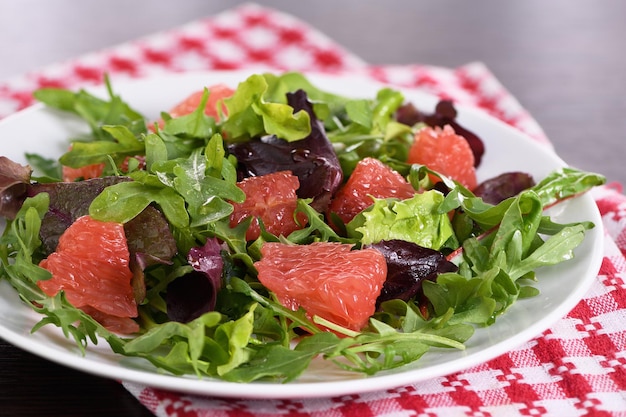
top-left (0, 72), bottom-right (605, 383)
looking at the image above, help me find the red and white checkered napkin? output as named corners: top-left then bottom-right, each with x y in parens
top-left (3, 3), bottom-right (626, 416)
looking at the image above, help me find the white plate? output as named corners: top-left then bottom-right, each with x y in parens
top-left (0, 69), bottom-right (604, 399)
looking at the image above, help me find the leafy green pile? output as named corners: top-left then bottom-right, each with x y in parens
top-left (0, 72), bottom-right (605, 382)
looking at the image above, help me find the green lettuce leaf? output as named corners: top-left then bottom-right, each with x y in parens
top-left (221, 74), bottom-right (311, 141)
top-left (347, 191), bottom-right (457, 250)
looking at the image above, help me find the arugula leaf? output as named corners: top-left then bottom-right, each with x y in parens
top-left (531, 167), bottom-right (606, 206)
top-left (59, 125), bottom-right (145, 168)
top-left (317, 313), bottom-right (472, 375)
top-left (33, 76), bottom-right (146, 140)
top-left (89, 180), bottom-right (189, 228)
top-left (370, 88), bottom-right (405, 135)
top-left (490, 191), bottom-right (543, 261)
top-left (0, 194), bottom-right (52, 300)
top-left (423, 173), bottom-right (599, 327)
top-left (508, 224), bottom-right (587, 280)
top-left (143, 132), bottom-right (168, 171)
top-left (223, 340), bottom-right (329, 383)
top-left (287, 199), bottom-right (355, 244)
top-left (25, 153), bottom-right (62, 181)
top-left (123, 311), bottom-right (223, 376)
top-left (162, 89), bottom-right (217, 139)
top-left (214, 305), bottom-right (256, 375)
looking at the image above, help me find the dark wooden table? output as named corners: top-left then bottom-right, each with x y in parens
top-left (1, 1), bottom-right (625, 416)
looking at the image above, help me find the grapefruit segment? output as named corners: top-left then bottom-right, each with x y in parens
top-left (62, 162), bottom-right (105, 182)
top-left (230, 171), bottom-right (307, 241)
top-left (38, 215), bottom-right (138, 332)
top-left (168, 84), bottom-right (234, 121)
top-left (151, 84), bottom-right (235, 131)
top-left (328, 157), bottom-right (416, 225)
top-left (408, 125), bottom-right (477, 190)
top-left (81, 306), bottom-right (140, 334)
top-left (255, 242), bottom-right (387, 331)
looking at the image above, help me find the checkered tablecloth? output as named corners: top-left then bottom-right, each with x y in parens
top-left (2, 4), bottom-right (626, 416)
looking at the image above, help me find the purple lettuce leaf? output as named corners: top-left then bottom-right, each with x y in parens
top-left (367, 239), bottom-right (457, 306)
top-left (123, 205), bottom-right (178, 270)
top-left (0, 157), bottom-right (34, 220)
top-left (123, 206), bottom-right (178, 305)
top-left (166, 237), bottom-right (224, 323)
top-left (474, 172), bottom-right (536, 205)
top-left (28, 176), bottom-right (132, 255)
